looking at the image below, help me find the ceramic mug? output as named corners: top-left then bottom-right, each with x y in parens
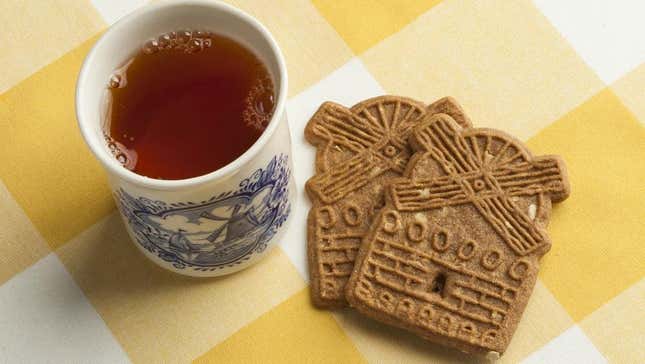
top-left (76, 0), bottom-right (294, 277)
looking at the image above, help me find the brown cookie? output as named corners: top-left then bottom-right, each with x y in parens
top-left (305, 96), bottom-right (471, 308)
top-left (345, 113), bottom-right (570, 356)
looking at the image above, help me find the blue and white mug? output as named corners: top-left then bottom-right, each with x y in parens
top-left (76, 0), bottom-right (295, 277)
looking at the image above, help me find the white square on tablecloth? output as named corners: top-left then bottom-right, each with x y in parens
top-left (91, 0), bottom-right (148, 25)
top-left (0, 254), bottom-right (129, 364)
top-left (533, 0), bottom-right (645, 84)
top-left (521, 325), bottom-right (607, 364)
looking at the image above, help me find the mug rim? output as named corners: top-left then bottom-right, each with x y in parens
top-left (76, 0), bottom-right (288, 190)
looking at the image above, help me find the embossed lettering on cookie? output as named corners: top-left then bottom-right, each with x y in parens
top-left (305, 96), bottom-right (471, 308)
top-left (345, 112), bottom-right (570, 357)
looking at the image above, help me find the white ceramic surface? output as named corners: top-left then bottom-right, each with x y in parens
top-left (76, 0), bottom-right (294, 277)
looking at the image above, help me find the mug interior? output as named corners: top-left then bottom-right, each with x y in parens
top-left (76, 0), bottom-right (286, 189)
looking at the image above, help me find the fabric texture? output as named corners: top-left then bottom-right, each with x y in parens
top-left (1, 1), bottom-right (643, 363)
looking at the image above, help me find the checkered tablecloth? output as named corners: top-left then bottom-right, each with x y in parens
top-left (1, 1), bottom-right (644, 363)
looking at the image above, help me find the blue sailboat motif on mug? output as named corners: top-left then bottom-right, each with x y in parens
top-left (115, 154), bottom-right (291, 271)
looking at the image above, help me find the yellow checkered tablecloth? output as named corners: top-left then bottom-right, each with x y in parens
top-left (1, 1), bottom-right (643, 363)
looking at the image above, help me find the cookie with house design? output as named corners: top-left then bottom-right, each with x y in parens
top-left (305, 96), bottom-right (471, 307)
top-left (345, 112), bottom-right (570, 356)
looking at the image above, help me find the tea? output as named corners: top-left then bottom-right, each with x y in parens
top-left (104, 30), bottom-right (275, 180)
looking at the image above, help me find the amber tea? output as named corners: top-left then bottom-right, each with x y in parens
top-left (104, 30), bottom-right (275, 180)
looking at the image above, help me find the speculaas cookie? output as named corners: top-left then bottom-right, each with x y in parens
top-left (305, 96), bottom-right (471, 307)
top-left (345, 113), bottom-right (570, 356)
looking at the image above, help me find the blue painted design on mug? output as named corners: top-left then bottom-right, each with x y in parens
top-left (114, 154), bottom-right (291, 271)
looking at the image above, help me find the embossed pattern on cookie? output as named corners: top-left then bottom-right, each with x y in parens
top-left (306, 96), bottom-right (471, 307)
top-left (345, 113), bottom-right (569, 355)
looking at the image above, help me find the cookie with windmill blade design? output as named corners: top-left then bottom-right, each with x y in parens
top-left (305, 96), bottom-right (471, 307)
top-left (345, 113), bottom-right (569, 356)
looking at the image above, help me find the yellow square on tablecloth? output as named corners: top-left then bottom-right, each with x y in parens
top-left (0, 36), bottom-right (114, 250)
top-left (528, 89), bottom-right (645, 321)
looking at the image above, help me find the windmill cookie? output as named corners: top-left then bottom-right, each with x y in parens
top-left (306, 96), bottom-right (471, 307)
top-left (345, 113), bottom-right (569, 355)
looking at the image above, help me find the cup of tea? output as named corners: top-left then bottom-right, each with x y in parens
top-left (76, 0), bottom-right (295, 277)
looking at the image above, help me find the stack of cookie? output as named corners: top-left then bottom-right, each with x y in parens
top-left (305, 96), bottom-right (569, 359)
